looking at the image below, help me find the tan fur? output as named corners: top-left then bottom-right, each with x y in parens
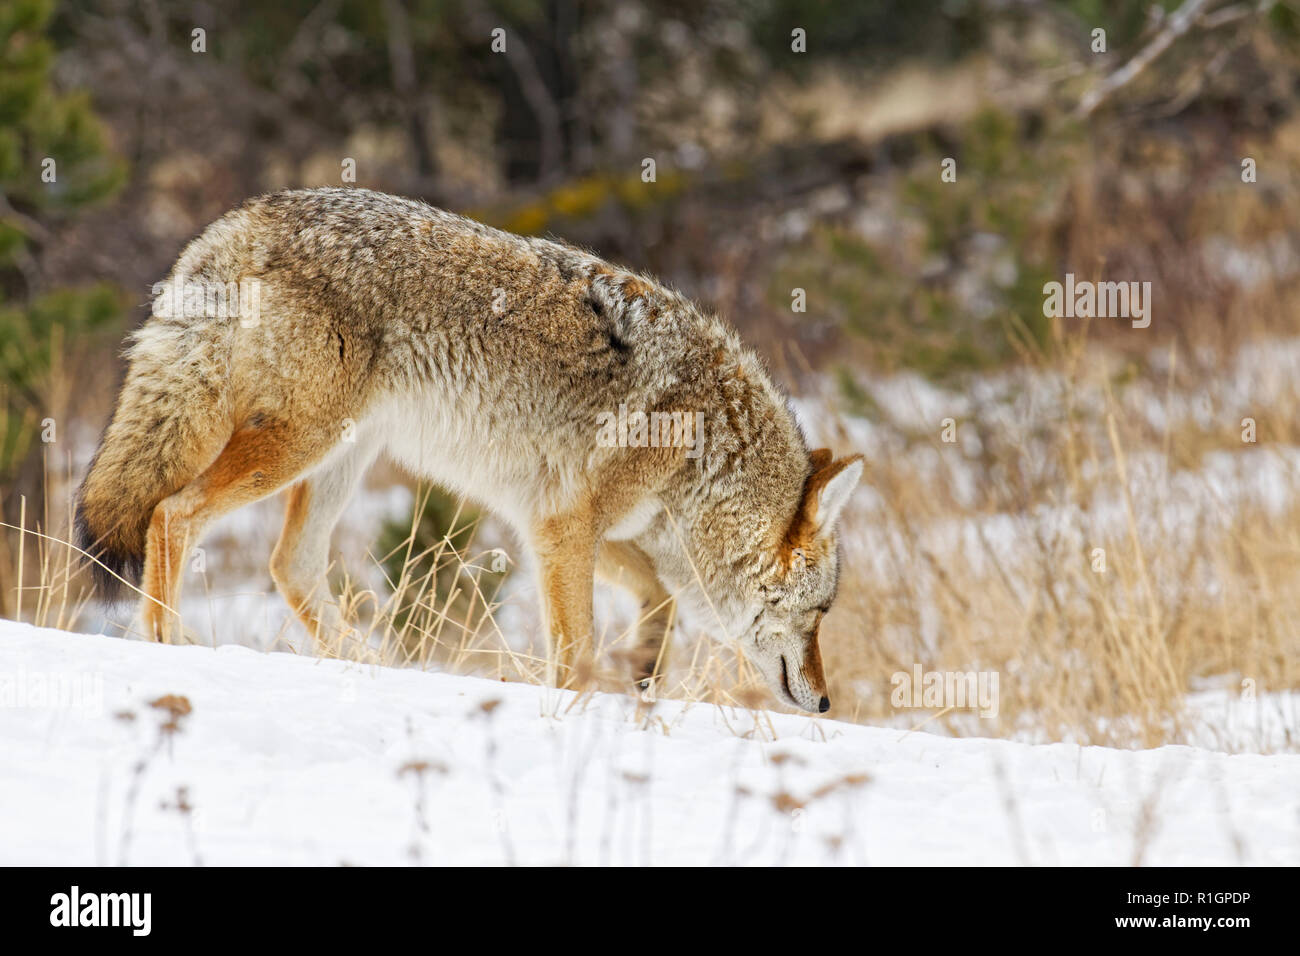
top-left (75, 188), bottom-right (862, 711)
top-left (271, 482), bottom-right (324, 637)
top-left (596, 539), bottom-right (676, 685)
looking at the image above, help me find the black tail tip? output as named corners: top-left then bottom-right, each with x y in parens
top-left (73, 503), bottom-right (142, 605)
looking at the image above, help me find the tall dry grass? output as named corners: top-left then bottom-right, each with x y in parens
top-left (2, 319), bottom-right (1298, 753)
top-left (813, 321), bottom-right (1300, 751)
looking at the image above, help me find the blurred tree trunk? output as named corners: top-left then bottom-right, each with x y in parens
top-left (551, 0), bottom-right (592, 172)
top-left (383, 0), bottom-right (437, 180)
top-left (603, 9), bottom-right (638, 163)
top-left (465, 4), bottom-right (564, 185)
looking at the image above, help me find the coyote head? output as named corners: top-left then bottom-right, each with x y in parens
top-left (738, 450), bottom-right (863, 714)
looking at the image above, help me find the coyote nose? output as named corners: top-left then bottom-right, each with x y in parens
top-left (818, 696), bottom-right (830, 713)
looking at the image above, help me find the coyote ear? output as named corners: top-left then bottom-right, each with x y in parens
top-left (809, 455), bottom-right (863, 534)
top-left (788, 453), bottom-right (864, 551)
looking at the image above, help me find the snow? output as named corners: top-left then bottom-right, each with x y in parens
top-left (2, 620), bottom-right (1296, 865)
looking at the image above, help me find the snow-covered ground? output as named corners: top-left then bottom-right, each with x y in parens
top-left (1, 620), bottom-right (1296, 865)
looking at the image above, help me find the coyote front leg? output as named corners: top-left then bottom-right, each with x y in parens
top-left (533, 511), bottom-right (598, 689)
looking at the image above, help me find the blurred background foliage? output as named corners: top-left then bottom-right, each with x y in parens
top-left (1, 0), bottom-right (124, 533)
top-left (2, 0), bottom-right (1300, 610)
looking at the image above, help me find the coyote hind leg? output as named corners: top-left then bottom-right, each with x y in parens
top-left (270, 438), bottom-right (380, 648)
top-left (597, 539), bottom-right (675, 689)
top-left (141, 418), bottom-right (336, 642)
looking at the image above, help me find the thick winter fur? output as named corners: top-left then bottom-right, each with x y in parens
top-left (76, 188), bottom-right (862, 712)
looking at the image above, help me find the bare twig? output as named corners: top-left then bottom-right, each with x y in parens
top-left (1076, 0), bottom-right (1220, 117)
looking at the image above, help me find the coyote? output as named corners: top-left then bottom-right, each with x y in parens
top-left (76, 188), bottom-right (862, 712)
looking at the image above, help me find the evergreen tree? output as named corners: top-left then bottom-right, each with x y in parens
top-left (0, 0), bottom-right (125, 610)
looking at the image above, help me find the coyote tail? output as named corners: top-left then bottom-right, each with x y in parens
top-left (75, 317), bottom-right (228, 602)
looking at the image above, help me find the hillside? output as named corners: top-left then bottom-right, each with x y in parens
top-left (1, 621), bottom-right (1294, 866)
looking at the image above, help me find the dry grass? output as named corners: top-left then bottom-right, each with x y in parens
top-left (3, 324), bottom-right (1299, 754)
top-left (813, 327), bottom-right (1300, 750)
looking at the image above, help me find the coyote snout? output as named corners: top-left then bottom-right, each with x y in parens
top-left (743, 631), bottom-right (830, 713)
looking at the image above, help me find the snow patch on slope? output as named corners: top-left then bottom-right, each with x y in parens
top-left (1, 621), bottom-right (1296, 865)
